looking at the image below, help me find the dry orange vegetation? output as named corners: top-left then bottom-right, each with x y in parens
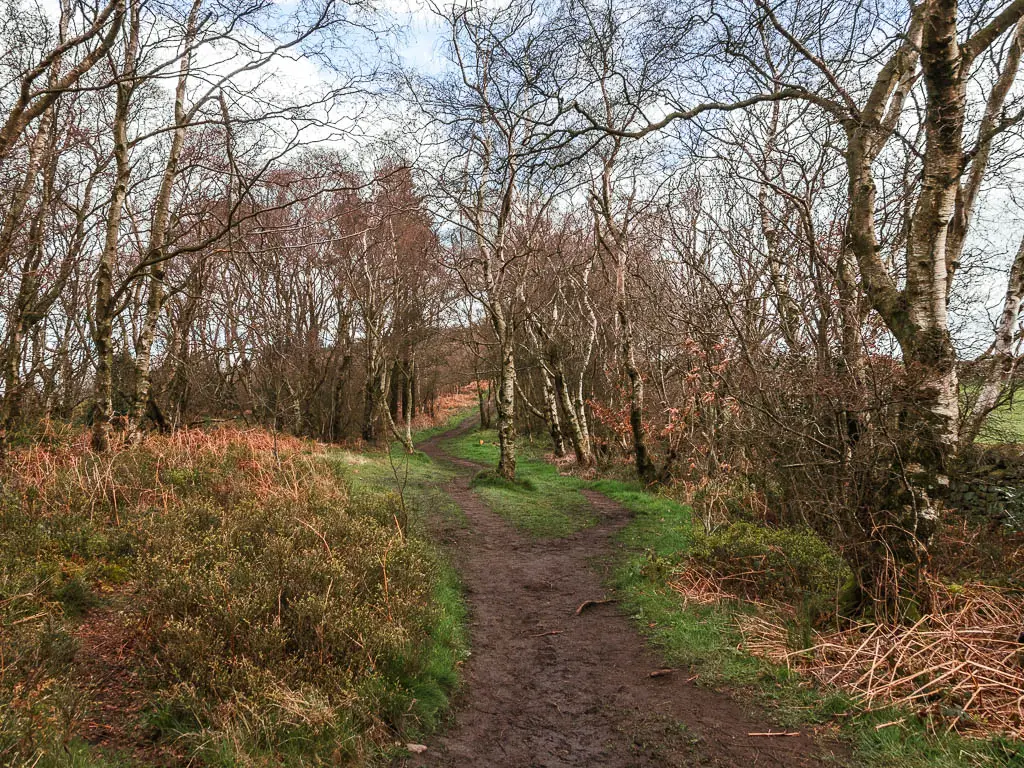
top-left (0, 425), bottom-right (450, 766)
top-left (669, 533), bottom-right (1024, 742)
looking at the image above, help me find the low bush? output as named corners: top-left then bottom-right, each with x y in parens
top-left (690, 521), bottom-right (850, 608)
top-left (0, 427), bottom-right (453, 767)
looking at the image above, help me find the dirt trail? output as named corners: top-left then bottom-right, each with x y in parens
top-left (403, 422), bottom-right (845, 768)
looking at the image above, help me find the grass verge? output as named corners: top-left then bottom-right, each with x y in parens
top-left (328, 439), bottom-right (470, 740)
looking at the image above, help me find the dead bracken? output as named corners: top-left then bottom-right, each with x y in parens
top-left (696, 577), bottom-right (1024, 741)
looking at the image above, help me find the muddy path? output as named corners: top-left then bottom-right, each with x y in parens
top-left (402, 421), bottom-right (846, 767)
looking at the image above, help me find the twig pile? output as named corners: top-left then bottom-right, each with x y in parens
top-left (738, 582), bottom-right (1024, 740)
top-left (736, 614), bottom-right (794, 665)
top-left (668, 566), bottom-right (734, 606)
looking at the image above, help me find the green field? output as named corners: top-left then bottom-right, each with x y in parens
top-left (980, 397), bottom-right (1024, 443)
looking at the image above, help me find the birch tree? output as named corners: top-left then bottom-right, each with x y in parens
top-left (750, 0), bottom-right (1024, 587)
top-left (428, 1), bottom-right (566, 479)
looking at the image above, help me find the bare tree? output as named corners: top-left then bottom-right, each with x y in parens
top-left (426, 1), bottom-right (569, 479)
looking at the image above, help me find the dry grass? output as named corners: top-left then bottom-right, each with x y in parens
top-left (419, 386), bottom-right (481, 428)
top-left (660, 512), bottom-right (1024, 743)
top-left (0, 424), bottom-right (448, 766)
top-left (668, 566), bottom-right (736, 607)
top-left (735, 582), bottom-right (1024, 741)
top-left (4, 423), bottom-right (307, 504)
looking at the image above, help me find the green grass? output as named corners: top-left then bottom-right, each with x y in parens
top-left (598, 484), bottom-right (766, 685)
top-left (964, 383), bottom-right (1024, 443)
top-left (442, 426), bottom-right (1024, 768)
top-left (441, 430), bottom-right (594, 536)
top-left (329, 444), bottom-right (469, 743)
top-left (401, 564), bottom-right (468, 734)
top-left (981, 399), bottom-right (1024, 443)
top-left (331, 445), bottom-right (462, 525)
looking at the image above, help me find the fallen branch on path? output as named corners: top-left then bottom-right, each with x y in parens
top-left (530, 629), bottom-right (564, 637)
top-left (575, 598), bottom-right (617, 615)
top-left (747, 731), bottom-right (800, 737)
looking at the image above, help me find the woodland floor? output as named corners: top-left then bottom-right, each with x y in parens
top-left (397, 420), bottom-right (848, 768)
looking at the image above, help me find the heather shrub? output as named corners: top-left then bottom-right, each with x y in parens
top-left (0, 427), bottom-right (450, 766)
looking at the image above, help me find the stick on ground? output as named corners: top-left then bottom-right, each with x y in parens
top-left (575, 598), bottom-right (617, 615)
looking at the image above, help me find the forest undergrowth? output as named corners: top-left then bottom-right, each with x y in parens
top-left (0, 411), bottom-right (470, 768)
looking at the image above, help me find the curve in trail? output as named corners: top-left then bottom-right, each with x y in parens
top-left (402, 421), bottom-right (845, 768)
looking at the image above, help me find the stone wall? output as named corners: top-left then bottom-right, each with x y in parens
top-left (949, 445), bottom-right (1024, 530)
top-left (947, 479), bottom-right (1024, 530)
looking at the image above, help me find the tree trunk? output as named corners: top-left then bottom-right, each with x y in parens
top-left (128, 0), bottom-right (200, 441)
top-left (92, 8), bottom-right (138, 451)
top-left (390, 360), bottom-right (402, 419)
top-left (91, 309), bottom-right (115, 452)
top-left (576, 260), bottom-right (598, 458)
top-left (0, 322), bottom-right (24, 441)
top-left (872, 0), bottom-right (975, 560)
top-left (130, 264), bottom-right (166, 440)
top-left (331, 350), bottom-right (353, 442)
top-left (495, 334), bottom-right (517, 480)
top-left (620, 301), bottom-right (656, 484)
top-left (541, 365), bottom-right (566, 458)
top-left (363, 359), bottom-right (381, 443)
top-left (553, 359), bottom-right (593, 466)
top-left (477, 379), bottom-right (491, 429)
top-left (410, 367), bottom-right (417, 418)
top-left (596, 137), bottom-right (656, 484)
top-left (403, 358), bottom-right (414, 450)
top-left (901, 0), bottom-right (963, 476)
top-left (757, 106), bottom-right (802, 352)
top-left (837, 245), bottom-right (867, 452)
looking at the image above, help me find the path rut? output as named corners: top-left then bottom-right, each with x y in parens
top-left (401, 423), bottom-right (845, 767)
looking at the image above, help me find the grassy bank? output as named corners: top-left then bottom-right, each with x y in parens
top-left (442, 430), bottom-right (593, 536)
top-left (444, 426), bottom-right (1024, 768)
top-left (0, 426), bottom-right (466, 767)
top-left (969, 388), bottom-right (1024, 443)
top-left (329, 439), bottom-right (471, 736)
